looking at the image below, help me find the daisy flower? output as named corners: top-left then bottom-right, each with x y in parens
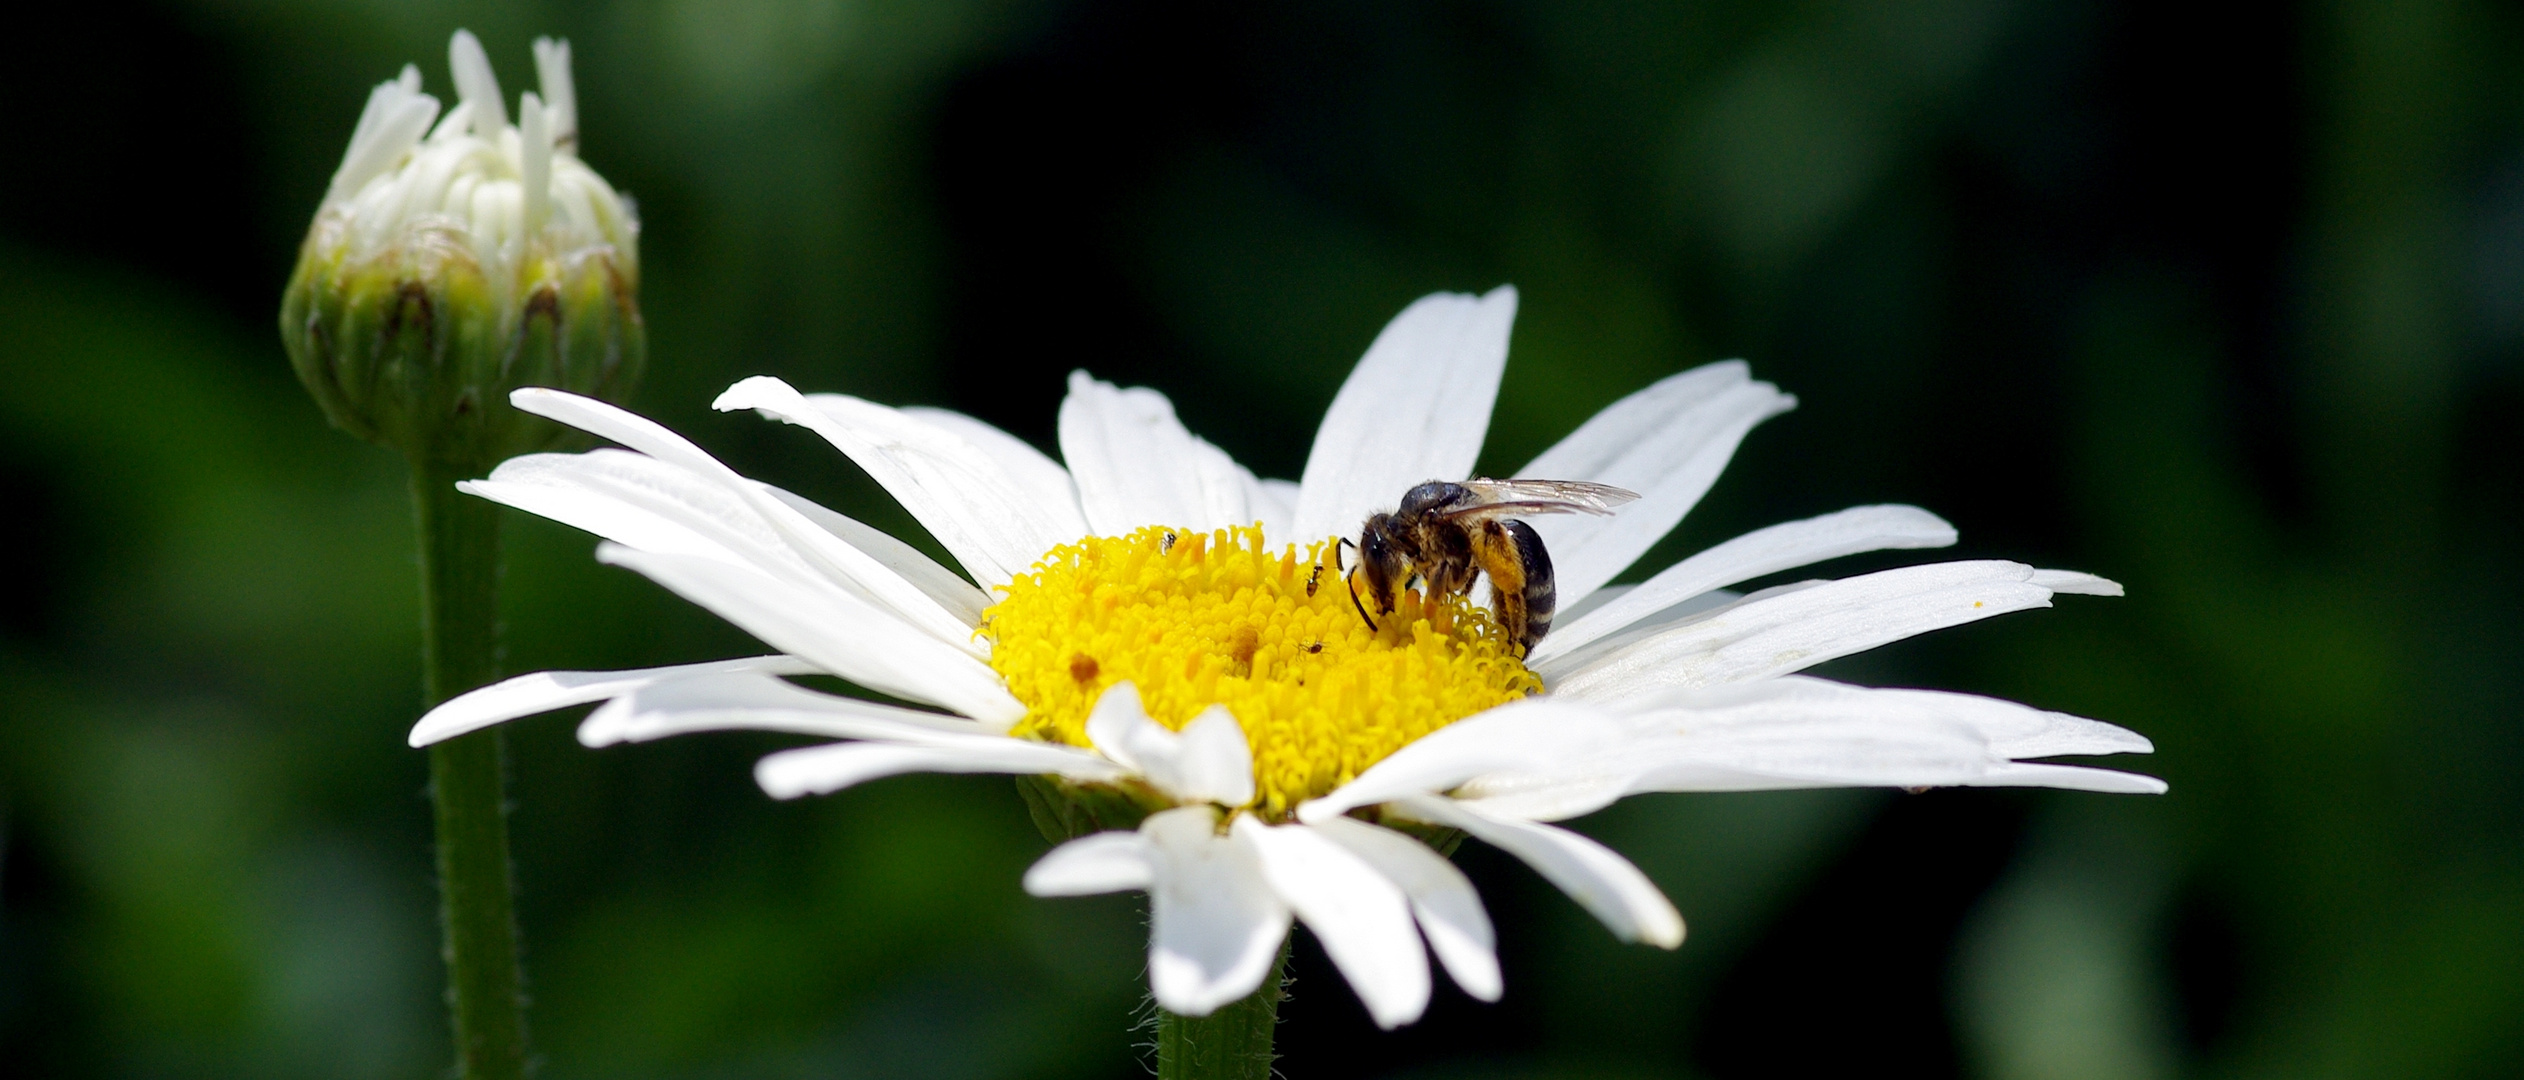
top-left (412, 286), bottom-right (2161, 1029)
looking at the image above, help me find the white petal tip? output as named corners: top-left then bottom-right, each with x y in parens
top-left (1150, 962), bottom-right (1267, 1020)
top-left (1644, 918), bottom-right (1686, 949)
top-left (406, 715), bottom-right (474, 748)
top-left (752, 756), bottom-right (815, 800)
top-left (507, 386), bottom-right (573, 413)
top-left (2032, 569), bottom-right (2125, 597)
top-left (1023, 832), bottom-right (1155, 897)
top-left (710, 375), bottom-right (796, 413)
top-left (573, 712), bottom-right (626, 748)
top-left (1368, 1005), bottom-right (1426, 1030)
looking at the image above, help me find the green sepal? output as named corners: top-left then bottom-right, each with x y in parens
top-left (1015, 775), bottom-right (1177, 843)
top-left (281, 227), bottom-right (644, 471)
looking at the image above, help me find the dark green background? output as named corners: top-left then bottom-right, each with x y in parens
top-left (3, 0), bottom-right (2519, 1076)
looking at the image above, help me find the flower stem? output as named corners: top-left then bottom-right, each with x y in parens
top-left (412, 457), bottom-right (529, 1080)
top-left (1155, 937), bottom-right (1289, 1080)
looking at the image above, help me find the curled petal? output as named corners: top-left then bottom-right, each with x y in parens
top-left (1236, 818), bottom-right (1430, 1029)
top-left (409, 655), bottom-right (816, 747)
top-left (1143, 807), bottom-right (1293, 1017)
top-left (1310, 815), bottom-right (1501, 1002)
top-left (1394, 795), bottom-right (1683, 949)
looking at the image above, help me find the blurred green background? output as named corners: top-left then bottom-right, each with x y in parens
top-left (3, 0), bottom-right (2520, 1076)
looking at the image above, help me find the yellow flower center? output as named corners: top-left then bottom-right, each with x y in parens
top-left (985, 524), bottom-right (1541, 818)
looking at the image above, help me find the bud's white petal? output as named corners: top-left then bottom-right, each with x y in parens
top-left (520, 90), bottom-right (550, 233)
top-left (532, 37), bottom-right (577, 148)
top-left (449, 29), bottom-right (507, 135)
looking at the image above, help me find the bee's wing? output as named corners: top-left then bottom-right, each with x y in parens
top-left (1435, 478), bottom-right (1641, 520)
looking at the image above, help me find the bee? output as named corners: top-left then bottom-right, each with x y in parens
top-left (1349, 478), bottom-right (1639, 654)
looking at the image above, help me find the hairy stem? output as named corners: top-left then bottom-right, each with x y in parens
top-left (1156, 937), bottom-right (1289, 1080)
top-left (413, 458), bottom-right (529, 1080)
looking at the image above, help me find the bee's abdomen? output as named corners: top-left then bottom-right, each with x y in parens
top-left (1502, 519), bottom-right (1556, 649)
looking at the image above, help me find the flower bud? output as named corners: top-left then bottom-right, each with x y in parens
top-left (282, 30), bottom-right (643, 468)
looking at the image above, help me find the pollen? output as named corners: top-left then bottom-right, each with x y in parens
top-left (985, 524), bottom-right (1541, 818)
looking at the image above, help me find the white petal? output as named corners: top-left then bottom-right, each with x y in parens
top-left (754, 737), bottom-right (1124, 799)
top-left (1309, 816), bottom-right (1500, 1002)
top-left (1084, 684), bottom-right (1257, 806)
top-left (530, 36), bottom-right (576, 145)
top-left (754, 483), bottom-right (992, 627)
top-left (1592, 728), bottom-right (2159, 798)
top-left (1171, 707), bottom-right (1260, 807)
top-left (1552, 583), bottom-right (1634, 627)
top-left (1720, 679), bottom-right (2155, 759)
top-left (595, 544), bottom-right (1024, 726)
top-left (1517, 362), bottom-right (1797, 608)
top-left (1531, 505), bottom-right (1957, 664)
top-left (1543, 560), bottom-right (2090, 701)
top-left (1025, 831), bottom-right (1155, 896)
top-left (447, 29), bottom-right (506, 134)
top-left (328, 73), bottom-right (439, 203)
top-left (1058, 372), bottom-right (1259, 536)
top-left (708, 376), bottom-right (1067, 587)
top-left (900, 406), bottom-right (1092, 541)
top-left (517, 90), bottom-right (550, 229)
top-left (1394, 795), bottom-right (1683, 948)
top-left (2031, 569), bottom-right (2125, 596)
top-left (1451, 677), bottom-right (2163, 816)
top-left (463, 459), bottom-right (726, 563)
top-left (787, 384), bottom-right (1077, 584)
top-left (1292, 287), bottom-right (1519, 545)
top-left (1252, 478), bottom-right (1300, 546)
top-left (1957, 763), bottom-right (2168, 794)
top-left (499, 393), bottom-right (981, 648)
top-left (1143, 807), bottom-right (1293, 1017)
top-left (408, 655), bottom-right (816, 747)
top-left (1298, 698), bottom-right (1636, 822)
top-left (1082, 682), bottom-right (1152, 773)
top-left (575, 669), bottom-right (992, 747)
top-left (1440, 773), bottom-right (1636, 824)
top-left (1234, 818), bottom-right (1430, 1029)
top-left (465, 451), bottom-right (979, 651)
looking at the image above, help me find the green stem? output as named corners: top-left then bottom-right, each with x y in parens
top-left (1156, 937), bottom-right (1289, 1080)
top-left (412, 458), bottom-right (529, 1080)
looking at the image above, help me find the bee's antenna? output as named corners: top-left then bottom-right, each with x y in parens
top-left (1332, 536), bottom-right (1353, 573)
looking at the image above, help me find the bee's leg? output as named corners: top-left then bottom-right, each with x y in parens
top-left (1471, 521), bottom-right (1528, 649)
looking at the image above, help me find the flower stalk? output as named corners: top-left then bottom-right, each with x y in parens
top-left (413, 457), bottom-right (528, 1080)
top-left (1157, 939), bottom-right (1289, 1080)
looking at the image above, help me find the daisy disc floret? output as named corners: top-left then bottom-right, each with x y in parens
top-left (283, 29), bottom-right (642, 468)
top-left (410, 286), bottom-right (2165, 1030)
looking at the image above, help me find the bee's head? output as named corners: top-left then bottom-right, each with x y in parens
top-left (1356, 514), bottom-right (1405, 613)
